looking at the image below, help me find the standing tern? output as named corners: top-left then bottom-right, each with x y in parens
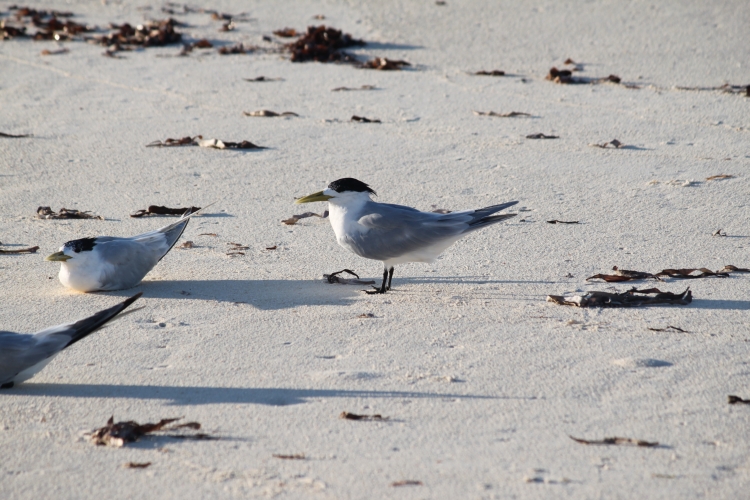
top-left (0, 293), bottom-right (141, 388)
top-left (46, 208), bottom-right (200, 292)
top-left (296, 178), bottom-right (518, 294)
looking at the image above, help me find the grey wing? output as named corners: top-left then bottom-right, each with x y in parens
top-left (129, 211), bottom-right (194, 262)
top-left (95, 239), bottom-right (163, 290)
top-left (0, 331), bottom-right (67, 385)
top-left (352, 203), bottom-right (477, 261)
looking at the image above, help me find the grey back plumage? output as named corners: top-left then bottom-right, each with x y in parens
top-left (347, 200), bottom-right (518, 261)
top-left (0, 293), bottom-right (141, 386)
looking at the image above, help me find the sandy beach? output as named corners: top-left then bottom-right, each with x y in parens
top-left (1, 0), bottom-right (749, 498)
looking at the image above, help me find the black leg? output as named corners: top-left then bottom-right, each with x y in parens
top-left (386, 267), bottom-right (394, 290)
top-left (365, 268), bottom-right (389, 294)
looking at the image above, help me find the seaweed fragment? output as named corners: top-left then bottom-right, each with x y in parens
top-left (547, 288), bottom-right (692, 308)
top-left (273, 453), bottom-right (305, 459)
top-left (130, 206), bottom-right (200, 217)
top-left (547, 220), bottom-right (579, 224)
top-left (273, 28), bottom-right (299, 37)
top-left (526, 133), bottom-right (558, 139)
top-left (286, 25), bottom-right (364, 63)
top-left (324, 269), bottom-right (376, 285)
top-left (146, 136), bottom-right (264, 149)
top-left (472, 70), bottom-right (505, 76)
top-left (728, 395), bottom-right (750, 405)
top-left (243, 110), bottom-right (298, 117)
top-left (391, 480), bottom-right (423, 487)
top-left (474, 111), bottom-right (530, 117)
top-left (281, 210), bottom-right (328, 225)
top-left (244, 76), bottom-right (283, 82)
top-left (569, 435), bottom-right (659, 447)
top-left (359, 57), bottom-right (410, 70)
top-left (705, 174), bottom-right (735, 181)
top-left (332, 85), bottom-right (376, 91)
top-left (547, 67), bottom-right (622, 85)
top-left (123, 462), bottom-right (152, 469)
top-left (0, 132), bottom-right (32, 138)
top-left (648, 325), bottom-right (688, 333)
top-left (585, 265), bottom-right (745, 282)
top-left (0, 245), bottom-right (40, 254)
top-left (92, 18), bottom-right (182, 52)
top-left (36, 207), bottom-right (103, 220)
top-left (89, 416), bottom-right (212, 447)
top-left (339, 412), bottom-right (387, 421)
top-left (351, 115), bottom-right (381, 123)
top-left (590, 139), bottom-right (624, 149)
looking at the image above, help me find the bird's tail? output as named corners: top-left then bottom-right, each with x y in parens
top-left (62, 293), bottom-right (142, 348)
top-left (467, 201), bottom-right (519, 228)
top-left (137, 202), bottom-right (216, 261)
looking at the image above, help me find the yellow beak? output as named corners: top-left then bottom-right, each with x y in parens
top-left (45, 251), bottom-right (72, 262)
top-left (295, 191), bottom-right (333, 204)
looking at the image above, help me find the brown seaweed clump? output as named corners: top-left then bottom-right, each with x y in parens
top-left (287, 25), bottom-right (365, 63)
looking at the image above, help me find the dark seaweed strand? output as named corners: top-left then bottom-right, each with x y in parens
top-left (328, 178), bottom-right (376, 195)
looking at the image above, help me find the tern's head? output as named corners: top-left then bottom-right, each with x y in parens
top-left (296, 178), bottom-right (376, 205)
top-left (45, 238), bottom-right (98, 264)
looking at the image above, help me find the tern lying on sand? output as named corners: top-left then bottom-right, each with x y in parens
top-left (46, 208), bottom-right (201, 292)
top-left (296, 178), bottom-right (518, 294)
top-left (0, 293), bottom-right (141, 388)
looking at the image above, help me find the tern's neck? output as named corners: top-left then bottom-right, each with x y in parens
top-left (327, 193), bottom-right (371, 239)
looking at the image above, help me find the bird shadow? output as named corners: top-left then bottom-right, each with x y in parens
top-left (103, 279), bottom-right (361, 309)
top-left (10, 384), bottom-right (530, 406)
top-left (403, 275), bottom-right (558, 285)
top-left (689, 299), bottom-right (750, 310)
top-left (359, 41), bottom-right (423, 51)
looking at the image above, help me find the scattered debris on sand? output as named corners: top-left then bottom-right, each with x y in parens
top-left (36, 207), bottom-right (103, 220)
top-left (547, 67), bottom-right (622, 85)
top-left (324, 269), bottom-right (376, 285)
top-left (123, 462), bottom-right (152, 469)
top-left (91, 18), bottom-right (183, 53)
top-left (146, 136), bottom-right (264, 149)
top-left (526, 133), bottom-right (559, 139)
top-left (286, 25), bottom-right (364, 63)
top-left (244, 76), bottom-right (284, 82)
top-left (569, 435), bottom-right (659, 447)
top-left (391, 480), bottom-right (423, 487)
top-left (89, 416), bottom-right (213, 447)
top-left (712, 229), bottom-right (727, 237)
top-left (472, 70), bottom-right (505, 76)
top-left (0, 245), bottom-right (40, 254)
top-left (590, 139), bottom-right (625, 149)
top-left (547, 220), bottom-right (579, 224)
top-left (648, 325), bottom-right (689, 333)
top-left (130, 205), bottom-right (200, 217)
top-left (547, 288), bottom-right (692, 308)
top-left (474, 111), bottom-right (530, 117)
top-left (728, 395), bottom-right (750, 405)
top-left (273, 453), bottom-right (306, 460)
top-left (585, 265), bottom-right (748, 282)
top-left (273, 28), bottom-right (299, 37)
top-left (243, 110), bottom-right (298, 117)
top-left (705, 174), bottom-right (735, 181)
top-left (281, 210), bottom-right (328, 225)
top-left (178, 241), bottom-right (194, 249)
top-left (340, 412), bottom-right (388, 421)
top-left (40, 47), bottom-right (69, 55)
top-left (351, 115), bottom-right (381, 123)
top-left (359, 57), bottom-right (410, 70)
top-left (0, 132), bottom-right (33, 138)
top-left (332, 85), bottom-right (376, 91)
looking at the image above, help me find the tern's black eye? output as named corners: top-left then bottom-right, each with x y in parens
top-left (328, 178), bottom-right (376, 195)
top-left (63, 238), bottom-right (97, 253)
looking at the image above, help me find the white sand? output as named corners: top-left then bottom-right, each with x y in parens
top-left (1, 0), bottom-right (749, 498)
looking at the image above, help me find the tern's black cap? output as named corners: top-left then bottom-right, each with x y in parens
top-left (63, 238), bottom-right (97, 253)
top-left (328, 178), bottom-right (376, 195)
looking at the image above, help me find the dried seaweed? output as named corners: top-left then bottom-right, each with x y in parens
top-left (547, 67), bottom-right (622, 85)
top-left (324, 269), bottom-right (376, 285)
top-left (123, 462), bottom-right (152, 469)
top-left (90, 416), bottom-right (210, 447)
top-left (717, 265), bottom-right (750, 273)
top-left (391, 480), bottom-right (423, 487)
top-left (0, 132), bottom-right (32, 138)
top-left (0, 245), bottom-right (39, 254)
top-left (586, 268), bottom-right (659, 282)
top-left (359, 57), bottom-right (410, 70)
top-left (332, 85), bottom-right (376, 91)
top-left (218, 43), bottom-right (256, 55)
top-left (273, 453), bottom-right (305, 459)
top-left (244, 76), bottom-right (283, 82)
top-left (146, 136), bottom-right (264, 149)
top-left (526, 133), bottom-right (559, 139)
top-left (287, 25), bottom-right (364, 63)
top-left (198, 233), bottom-right (218, 237)
top-left (281, 210), bottom-right (328, 225)
top-left (675, 83), bottom-right (749, 96)
top-left (547, 287), bottom-right (692, 308)
top-left (92, 19), bottom-right (182, 52)
top-left (178, 38), bottom-right (212, 55)
top-left (569, 435), bottom-right (658, 447)
top-left (585, 265), bottom-right (745, 282)
top-left (473, 70), bottom-right (505, 76)
top-left (590, 139), bottom-right (624, 149)
top-left (36, 207), bottom-right (103, 220)
top-left (728, 395), bottom-right (750, 405)
top-left (706, 174), bottom-right (735, 181)
top-left (178, 241), bottom-right (194, 249)
top-left (547, 220), bottom-right (579, 224)
top-left (358, 313), bottom-right (375, 318)
top-left (243, 110), bottom-right (298, 117)
top-left (339, 412), bottom-right (387, 421)
top-left (40, 47), bottom-right (69, 55)
top-left (3, 6), bottom-right (92, 41)
top-left (473, 110), bottom-right (530, 117)
top-left (273, 28), bottom-right (299, 37)
top-left (713, 229), bottom-right (727, 237)
top-left (648, 325), bottom-right (688, 333)
top-left (130, 205), bottom-right (200, 217)
top-left (351, 115), bottom-right (381, 123)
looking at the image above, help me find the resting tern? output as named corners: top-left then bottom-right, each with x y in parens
top-left (0, 293), bottom-right (141, 388)
top-left (296, 178), bottom-right (518, 294)
top-left (46, 208), bottom-right (199, 292)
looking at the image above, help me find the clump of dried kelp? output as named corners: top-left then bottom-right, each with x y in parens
top-left (286, 25), bottom-right (364, 63)
top-left (569, 435), bottom-right (659, 447)
top-left (1, 6), bottom-right (92, 41)
top-left (339, 411), bottom-right (388, 421)
top-left (89, 416), bottom-right (215, 447)
top-left (36, 207), bottom-right (103, 220)
top-left (324, 269), bottom-right (376, 285)
top-left (547, 288), bottom-right (692, 308)
top-left (91, 18), bottom-right (183, 53)
top-left (146, 136), bottom-right (264, 149)
top-left (586, 265), bottom-right (749, 282)
top-left (281, 210), bottom-right (328, 225)
top-left (0, 245), bottom-right (39, 254)
top-left (130, 205), bottom-right (200, 217)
